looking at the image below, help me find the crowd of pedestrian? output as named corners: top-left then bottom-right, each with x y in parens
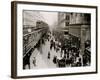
top-left (47, 31), bottom-right (90, 68)
top-left (32, 30), bottom-right (91, 68)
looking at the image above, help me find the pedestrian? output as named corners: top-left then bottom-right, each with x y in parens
top-left (53, 56), bottom-right (57, 64)
top-left (53, 41), bottom-right (56, 50)
top-left (50, 40), bottom-right (53, 50)
top-left (76, 58), bottom-right (82, 67)
top-left (33, 57), bottom-right (36, 66)
top-left (48, 51), bottom-right (50, 59)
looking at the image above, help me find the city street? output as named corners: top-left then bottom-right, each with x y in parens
top-left (29, 33), bottom-right (84, 69)
top-left (30, 36), bottom-right (55, 69)
top-left (30, 34), bottom-right (65, 69)
top-left (23, 11), bottom-right (91, 69)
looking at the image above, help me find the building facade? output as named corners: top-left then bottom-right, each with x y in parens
top-left (69, 13), bottom-right (91, 55)
top-left (58, 12), bottom-right (91, 55)
top-left (58, 12), bottom-right (70, 39)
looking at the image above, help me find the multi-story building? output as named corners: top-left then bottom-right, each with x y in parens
top-left (69, 13), bottom-right (90, 39)
top-left (58, 12), bottom-right (91, 55)
top-left (69, 13), bottom-right (91, 55)
top-left (58, 12), bottom-right (70, 39)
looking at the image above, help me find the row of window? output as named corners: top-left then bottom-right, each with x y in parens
top-left (64, 13), bottom-right (90, 26)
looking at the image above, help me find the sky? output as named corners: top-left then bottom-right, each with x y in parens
top-left (40, 11), bottom-right (58, 29)
top-left (23, 10), bottom-right (58, 30)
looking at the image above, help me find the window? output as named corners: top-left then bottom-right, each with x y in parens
top-left (65, 22), bottom-right (69, 26)
top-left (65, 15), bottom-right (69, 20)
top-left (84, 14), bottom-right (91, 22)
top-left (64, 31), bottom-right (68, 35)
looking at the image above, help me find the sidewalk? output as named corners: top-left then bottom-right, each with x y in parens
top-left (30, 38), bottom-right (58, 69)
top-left (41, 40), bottom-right (57, 68)
top-left (30, 48), bottom-right (48, 69)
